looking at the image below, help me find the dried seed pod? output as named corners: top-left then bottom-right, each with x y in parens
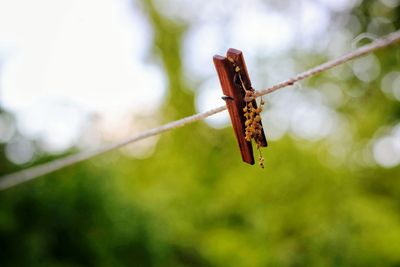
top-left (228, 57), bottom-right (266, 168)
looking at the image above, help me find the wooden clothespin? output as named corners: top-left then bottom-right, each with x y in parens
top-left (213, 48), bottom-right (268, 165)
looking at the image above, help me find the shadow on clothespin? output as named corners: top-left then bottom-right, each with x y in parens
top-left (213, 48), bottom-right (268, 165)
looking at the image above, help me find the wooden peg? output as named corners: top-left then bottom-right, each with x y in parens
top-left (226, 49), bottom-right (268, 148)
top-left (213, 48), bottom-right (267, 165)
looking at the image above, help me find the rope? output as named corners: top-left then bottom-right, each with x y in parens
top-left (253, 30), bottom-right (400, 98)
top-left (1, 30), bottom-right (400, 191)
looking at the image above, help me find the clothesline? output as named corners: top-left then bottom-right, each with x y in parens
top-left (1, 30), bottom-right (400, 191)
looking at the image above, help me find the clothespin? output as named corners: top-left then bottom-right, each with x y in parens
top-left (213, 48), bottom-right (268, 165)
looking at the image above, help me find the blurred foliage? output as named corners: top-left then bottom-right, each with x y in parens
top-left (1, 0), bottom-right (400, 266)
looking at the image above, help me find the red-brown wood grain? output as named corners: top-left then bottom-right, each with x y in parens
top-left (226, 49), bottom-right (268, 148)
top-left (213, 49), bottom-right (268, 165)
top-left (213, 54), bottom-right (255, 164)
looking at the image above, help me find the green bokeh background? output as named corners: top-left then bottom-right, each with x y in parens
top-left (1, 0), bottom-right (400, 266)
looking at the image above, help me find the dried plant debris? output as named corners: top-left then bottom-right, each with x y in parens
top-left (228, 56), bottom-right (266, 168)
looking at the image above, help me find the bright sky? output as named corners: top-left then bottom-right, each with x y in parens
top-left (0, 0), bottom-right (165, 152)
